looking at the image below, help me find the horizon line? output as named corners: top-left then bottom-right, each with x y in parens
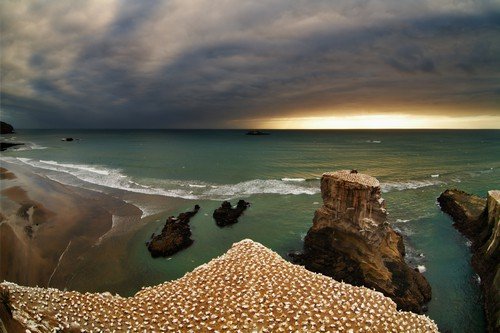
top-left (7, 128), bottom-right (500, 131)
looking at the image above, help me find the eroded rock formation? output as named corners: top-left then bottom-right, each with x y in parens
top-left (147, 205), bottom-right (200, 257)
top-left (213, 200), bottom-right (250, 227)
top-left (438, 189), bottom-right (500, 333)
top-left (298, 170), bottom-right (431, 313)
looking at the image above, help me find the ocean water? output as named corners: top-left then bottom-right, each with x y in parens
top-left (1, 129), bottom-right (499, 332)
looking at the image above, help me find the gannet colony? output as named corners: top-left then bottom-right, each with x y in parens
top-left (1, 240), bottom-right (438, 332)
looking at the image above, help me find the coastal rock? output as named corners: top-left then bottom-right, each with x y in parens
top-left (0, 142), bottom-right (23, 151)
top-left (213, 200), bottom-right (250, 227)
top-left (0, 121), bottom-right (14, 134)
top-left (0, 240), bottom-right (439, 332)
top-left (147, 205), bottom-right (200, 258)
top-left (438, 189), bottom-right (500, 332)
top-left (299, 170), bottom-right (431, 313)
top-left (246, 130), bottom-right (269, 135)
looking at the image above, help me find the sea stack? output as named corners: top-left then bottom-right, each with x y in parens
top-left (438, 189), bottom-right (499, 333)
top-left (300, 170), bottom-right (431, 313)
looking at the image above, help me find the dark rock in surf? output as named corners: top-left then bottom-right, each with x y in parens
top-left (147, 205), bottom-right (200, 258)
top-left (0, 122), bottom-right (23, 151)
top-left (213, 200), bottom-right (250, 227)
top-left (0, 142), bottom-right (23, 151)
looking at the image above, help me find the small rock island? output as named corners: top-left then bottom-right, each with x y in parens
top-left (147, 205), bottom-right (200, 257)
top-left (297, 170), bottom-right (431, 313)
top-left (213, 200), bottom-right (250, 227)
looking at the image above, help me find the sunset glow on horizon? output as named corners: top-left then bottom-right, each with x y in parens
top-left (246, 114), bottom-right (500, 130)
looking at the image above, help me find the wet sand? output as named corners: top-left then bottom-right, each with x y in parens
top-left (0, 162), bottom-right (187, 293)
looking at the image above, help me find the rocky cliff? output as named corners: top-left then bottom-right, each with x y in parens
top-left (438, 189), bottom-right (500, 332)
top-left (299, 170), bottom-right (431, 313)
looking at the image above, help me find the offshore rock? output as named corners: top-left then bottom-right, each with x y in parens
top-left (0, 121), bottom-right (14, 134)
top-left (300, 170), bottom-right (431, 313)
top-left (438, 189), bottom-right (500, 332)
top-left (0, 142), bottom-right (23, 151)
top-left (213, 200), bottom-right (250, 227)
top-left (147, 205), bottom-right (200, 258)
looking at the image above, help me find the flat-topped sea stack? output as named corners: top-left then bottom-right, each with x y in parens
top-left (300, 170), bottom-right (431, 313)
top-left (438, 189), bottom-right (499, 332)
top-left (0, 240), bottom-right (437, 332)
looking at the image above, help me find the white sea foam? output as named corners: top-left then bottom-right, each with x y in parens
top-left (381, 180), bottom-right (442, 193)
top-left (281, 178), bottom-right (306, 182)
top-left (9, 142), bottom-right (47, 151)
top-left (13, 157), bottom-right (320, 201)
top-left (15, 158), bottom-right (198, 200)
top-left (188, 184), bottom-right (207, 188)
top-left (40, 160), bottom-right (110, 175)
top-left (205, 179), bottom-right (319, 198)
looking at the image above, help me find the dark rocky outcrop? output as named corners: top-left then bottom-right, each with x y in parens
top-left (296, 170), bottom-right (431, 313)
top-left (246, 130), bottom-right (269, 135)
top-left (0, 122), bottom-right (14, 134)
top-left (213, 200), bottom-right (250, 227)
top-left (0, 142), bottom-right (23, 151)
top-left (0, 122), bottom-right (23, 151)
top-left (147, 205), bottom-right (200, 258)
top-left (438, 189), bottom-right (500, 332)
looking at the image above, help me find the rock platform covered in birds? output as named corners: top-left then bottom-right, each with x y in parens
top-left (0, 239), bottom-right (438, 332)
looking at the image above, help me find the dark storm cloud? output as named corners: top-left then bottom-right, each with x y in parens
top-left (1, 0), bottom-right (499, 128)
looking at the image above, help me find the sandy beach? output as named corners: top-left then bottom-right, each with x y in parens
top-left (0, 161), bottom-right (186, 294)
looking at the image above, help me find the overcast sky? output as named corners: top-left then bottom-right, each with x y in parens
top-left (1, 0), bottom-right (499, 128)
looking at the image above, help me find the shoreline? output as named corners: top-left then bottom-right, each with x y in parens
top-left (0, 161), bottom-right (188, 294)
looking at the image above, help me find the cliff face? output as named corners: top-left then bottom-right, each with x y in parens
top-left (438, 189), bottom-right (500, 333)
top-left (301, 170), bottom-right (431, 313)
top-left (0, 240), bottom-right (438, 332)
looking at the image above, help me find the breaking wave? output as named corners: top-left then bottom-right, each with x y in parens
top-left (381, 180), bottom-right (443, 193)
top-left (9, 157), bottom-right (319, 200)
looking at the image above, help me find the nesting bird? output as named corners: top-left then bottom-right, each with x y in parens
top-left (1, 240), bottom-right (438, 332)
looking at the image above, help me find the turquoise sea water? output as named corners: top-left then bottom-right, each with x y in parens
top-left (1, 129), bottom-right (499, 332)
